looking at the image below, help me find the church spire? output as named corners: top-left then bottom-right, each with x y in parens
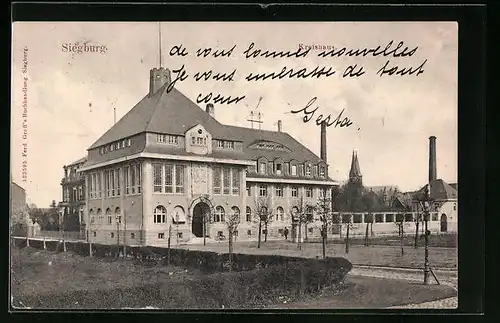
top-left (349, 150), bottom-right (362, 179)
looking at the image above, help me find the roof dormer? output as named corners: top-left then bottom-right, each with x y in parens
top-left (185, 124), bottom-right (212, 155)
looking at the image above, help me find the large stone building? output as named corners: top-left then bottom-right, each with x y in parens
top-left (58, 156), bottom-right (87, 232)
top-left (80, 66), bottom-right (338, 246)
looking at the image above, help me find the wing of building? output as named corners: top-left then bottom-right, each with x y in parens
top-left (79, 67), bottom-right (338, 246)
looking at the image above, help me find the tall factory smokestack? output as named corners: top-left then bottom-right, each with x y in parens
top-left (320, 121), bottom-right (327, 162)
top-left (429, 136), bottom-right (437, 183)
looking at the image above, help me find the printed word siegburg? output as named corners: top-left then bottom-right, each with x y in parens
top-left (62, 41), bottom-right (108, 54)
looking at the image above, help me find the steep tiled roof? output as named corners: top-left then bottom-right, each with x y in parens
top-left (349, 151), bottom-right (362, 178)
top-left (413, 179), bottom-right (458, 201)
top-left (89, 81), bottom-right (323, 164)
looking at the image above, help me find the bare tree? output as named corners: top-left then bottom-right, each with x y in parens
top-left (253, 197), bottom-right (273, 248)
top-left (394, 213), bottom-right (409, 256)
top-left (290, 196), bottom-right (315, 250)
top-left (361, 194), bottom-right (375, 247)
top-left (341, 214), bottom-right (357, 253)
top-left (315, 186), bottom-right (332, 259)
top-left (414, 208), bottom-right (423, 249)
top-left (225, 206), bottom-right (241, 271)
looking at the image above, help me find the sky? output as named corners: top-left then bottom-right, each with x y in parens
top-left (11, 22), bottom-right (458, 207)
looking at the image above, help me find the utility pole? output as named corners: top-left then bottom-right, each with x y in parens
top-left (423, 186), bottom-right (431, 285)
top-left (123, 209), bottom-right (127, 258)
top-left (203, 210), bottom-right (207, 246)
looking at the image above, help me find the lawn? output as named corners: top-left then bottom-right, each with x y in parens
top-left (10, 246), bottom-right (456, 310)
top-left (10, 246), bottom-right (198, 300)
top-left (181, 240), bottom-right (458, 269)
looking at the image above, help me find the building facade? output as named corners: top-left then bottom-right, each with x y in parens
top-left (58, 156), bottom-right (87, 232)
top-left (80, 67), bottom-right (338, 246)
top-left (11, 181), bottom-right (27, 222)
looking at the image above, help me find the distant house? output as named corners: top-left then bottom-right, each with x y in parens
top-left (58, 156), bottom-right (87, 232)
top-left (411, 179), bottom-right (458, 232)
top-left (11, 181), bottom-right (26, 221)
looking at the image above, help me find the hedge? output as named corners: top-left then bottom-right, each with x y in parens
top-left (11, 238), bottom-right (353, 275)
top-left (15, 258), bottom-right (351, 309)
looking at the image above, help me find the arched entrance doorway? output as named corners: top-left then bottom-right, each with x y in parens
top-left (440, 214), bottom-right (448, 232)
top-left (192, 202), bottom-right (211, 238)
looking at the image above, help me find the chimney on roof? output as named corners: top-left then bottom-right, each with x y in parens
top-left (277, 120), bottom-right (282, 132)
top-left (320, 121), bottom-right (327, 162)
top-left (429, 136), bottom-right (437, 183)
top-left (149, 67), bottom-right (171, 96)
top-left (206, 103), bottom-right (215, 118)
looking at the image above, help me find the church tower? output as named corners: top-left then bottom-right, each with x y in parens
top-left (349, 151), bottom-right (362, 185)
top-left (347, 151), bottom-right (363, 210)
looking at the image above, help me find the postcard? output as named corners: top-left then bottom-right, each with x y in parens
top-left (11, 21), bottom-right (458, 310)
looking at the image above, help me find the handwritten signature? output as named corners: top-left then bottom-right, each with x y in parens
top-left (290, 97), bottom-right (353, 128)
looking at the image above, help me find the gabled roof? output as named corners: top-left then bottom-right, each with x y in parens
top-left (88, 79), bottom-right (324, 164)
top-left (414, 179), bottom-right (458, 201)
top-left (11, 181), bottom-right (25, 192)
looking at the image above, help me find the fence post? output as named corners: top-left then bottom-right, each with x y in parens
top-left (43, 237), bottom-right (46, 250)
top-left (89, 241), bottom-right (93, 257)
top-left (63, 239), bottom-right (67, 252)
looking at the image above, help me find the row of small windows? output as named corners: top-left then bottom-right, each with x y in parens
top-left (156, 134), bottom-right (179, 145)
top-left (213, 167), bottom-right (240, 195)
top-left (247, 184), bottom-right (325, 198)
top-left (334, 213), bottom-right (440, 223)
top-left (256, 161), bottom-right (326, 178)
top-left (88, 164), bottom-right (142, 199)
top-left (63, 186), bottom-right (84, 202)
top-left (153, 163), bottom-right (185, 194)
top-left (89, 207), bottom-right (121, 225)
top-left (98, 138), bottom-right (132, 155)
top-left (216, 140), bottom-right (235, 150)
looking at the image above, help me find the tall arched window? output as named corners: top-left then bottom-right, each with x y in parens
top-left (246, 206), bottom-right (252, 222)
top-left (115, 207), bottom-right (121, 224)
top-left (106, 208), bottom-right (112, 224)
top-left (173, 206), bottom-right (186, 224)
top-left (154, 205), bottom-right (167, 224)
top-left (96, 208), bottom-right (103, 223)
top-left (214, 206), bottom-right (225, 222)
top-left (260, 206), bottom-right (268, 221)
top-left (305, 206), bottom-right (314, 222)
top-left (291, 206), bottom-right (299, 221)
top-left (89, 209), bottom-right (95, 224)
top-left (276, 206), bottom-right (284, 221)
top-left (231, 206), bottom-right (240, 222)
